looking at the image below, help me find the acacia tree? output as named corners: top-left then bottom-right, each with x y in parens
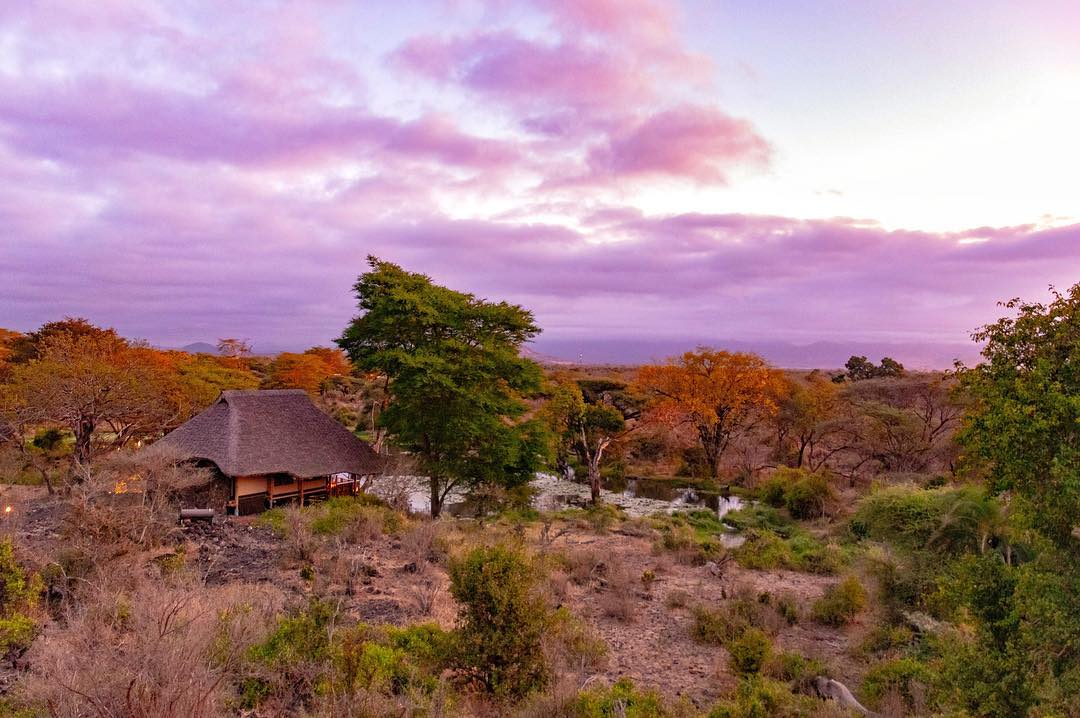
top-left (774, 373), bottom-right (847, 470)
top-left (337, 257), bottom-right (548, 517)
top-left (544, 379), bottom-right (628, 505)
top-left (262, 349), bottom-right (350, 396)
top-left (3, 326), bottom-right (178, 473)
top-left (637, 349), bottom-right (786, 480)
top-left (215, 338), bottom-right (251, 368)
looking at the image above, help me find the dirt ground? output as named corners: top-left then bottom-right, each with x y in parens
top-left (4, 485), bottom-right (867, 709)
top-left (543, 530), bottom-right (865, 708)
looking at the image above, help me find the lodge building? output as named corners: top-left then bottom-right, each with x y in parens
top-left (156, 389), bottom-right (381, 515)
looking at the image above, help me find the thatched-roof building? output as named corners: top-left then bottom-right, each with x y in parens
top-left (157, 389), bottom-right (380, 515)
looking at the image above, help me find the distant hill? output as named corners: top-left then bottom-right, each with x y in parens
top-left (180, 342), bottom-right (220, 355)
top-left (529, 337), bottom-right (982, 370)
top-left (520, 345), bottom-right (575, 367)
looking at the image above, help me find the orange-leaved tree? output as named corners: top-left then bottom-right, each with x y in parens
top-left (3, 324), bottom-right (180, 474)
top-left (262, 347), bottom-right (352, 396)
top-left (636, 348), bottom-right (786, 480)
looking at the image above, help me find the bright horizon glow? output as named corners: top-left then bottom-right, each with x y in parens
top-left (0, 0), bottom-right (1078, 365)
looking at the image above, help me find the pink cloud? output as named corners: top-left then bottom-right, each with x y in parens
top-left (393, 31), bottom-right (652, 127)
top-left (0, 75), bottom-right (520, 173)
top-left (1, 0), bottom-right (1076, 364)
top-left (585, 105), bottom-right (771, 183)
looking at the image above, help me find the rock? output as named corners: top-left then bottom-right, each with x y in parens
top-left (813, 676), bottom-right (878, 716)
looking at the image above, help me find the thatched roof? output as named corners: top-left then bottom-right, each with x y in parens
top-left (156, 390), bottom-right (380, 478)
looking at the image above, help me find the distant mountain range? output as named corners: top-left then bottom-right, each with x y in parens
top-left (174, 337), bottom-right (982, 370)
top-left (527, 337), bottom-right (983, 370)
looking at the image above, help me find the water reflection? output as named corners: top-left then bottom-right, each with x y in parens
top-left (407, 474), bottom-right (748, 520)
top-left (618, 477), bottom-right (746, 517)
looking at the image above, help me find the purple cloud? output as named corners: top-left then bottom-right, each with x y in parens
top-left (0, 0), bottom-right (1077, 366)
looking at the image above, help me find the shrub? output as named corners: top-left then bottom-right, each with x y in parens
top-left (651, 511), bottom-right (728, 565)
top-left (849, 484), bottom-right (987, 550)
top-left (691, 605), bottom-right (744, 646)
top-left (573, 677), bottom-right (693, 718)
top-left (691, 594), bottom-right (784, 649)
top-left (545, 607), bottom-right (607, 673)
top-left (448, 544), bottom-right (551, 698)
top-left (599, 567), bottom-right (637, 623)
top-left (861, 657), bottom-right (934, 712)
top-left (665, 589), bottom-right (692, 609)
top-left (783, 472), bottom-right (833, 520)
top-left (756, 475), bottom-right (788, 508)
top-left (708, 675), bottom-right (831, 718)
top-left (733, 529), bottom-right (845, 574)
top-left (765, 651), bottom-right (825, 691)
top-left (0, 538), bottom-right (43, 657)
top-left (333, 622), bottom-right (450, 696)
top-left (857, 622), bottom-right (915, 656)
top-left (774, 594), bottom-right (800, 625)
top-left (811, 576), bottom-right (867, 626)
top-left (728, 628), bottom-right (772, 675)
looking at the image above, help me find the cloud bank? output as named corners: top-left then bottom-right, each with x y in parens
top-left (0, 0), bottom-right (1076, 363)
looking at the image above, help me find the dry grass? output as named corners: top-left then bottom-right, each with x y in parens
top-left (283, 505), bottom-right (316, 562)
top-left (599, 566), bottom-right (638, 623)
top-left (17, 569), bottom-right (279, 718)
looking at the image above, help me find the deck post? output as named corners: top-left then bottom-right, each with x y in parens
top-left (298, 478), bottom-right (304, 507)
top-left (267, 475), bottom-right (274, 508)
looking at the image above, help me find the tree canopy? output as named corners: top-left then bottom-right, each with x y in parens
top-left (337, 257), bottom-right (547, 516)
top-left (637, 349), bottom-right (786, 480)
top-left (544, 377), bottom-right (628, 504)
top-left (959, 284), bottom-right (1080, 547)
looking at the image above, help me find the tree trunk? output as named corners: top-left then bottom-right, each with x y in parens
top-left (429, 476), bottom-right (443, 518)
top-left (72, 416), bottom-right (95, 479)
top-left (588, 461), bottom-right (602, 506)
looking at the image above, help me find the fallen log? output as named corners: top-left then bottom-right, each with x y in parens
top-left (179, 508), bottom-right (214, 522)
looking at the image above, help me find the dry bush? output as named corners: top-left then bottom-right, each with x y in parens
top-left (308, 682), bottom-right (454, 718)
top-left (563, 549), bottom-right (606, 587)
top-left (340, 507), bottom-right (384, 544)
top-left (514, 675), bottom-right (583, 718)
top-left (546, 568), bottom-right (570, 603)
top-left (283, 505), bottom-right (317, 562)
top-left (63, 449), bottom-right (211, 555)
top-left (17, 571), bottom-right (279, 718)
top-left (665, 588), bottom-right (692, 610)
top-left (400, 519), bottom-right (443, 566)
top-left (618, 516), bottom-right (657, 538)
top-left (407, 574), bottom-right (442, 617)
top-left (599, 566), bottom-right (637, 622)
top-left (364, 455), bottom-right (420, 512)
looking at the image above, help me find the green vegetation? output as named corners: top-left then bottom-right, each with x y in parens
top-left (860, 657), bottom-right (934, 713)
top-left (0, 538), bottom-right (42, 657)
top-left (757, 467), bottom-right (833, 519)
top-left (727, 628), bottom-right (772, 675)
top-left (448, 544), bottom-right (552, 698)
top-left (707, 675), bottom-right (833, 718)
top-left (810, 576), bottom-right (866, 626)
top-left (571, 677), bottom-right (688, 718)
top-left (721, 504), bottom-right (848, 574)
top-left (337, 257), bottom-right (549, 518)
top-left (651, 510), bottom-right (729, 564)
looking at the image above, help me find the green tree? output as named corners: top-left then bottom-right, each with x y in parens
top-left (337, 257), bottom-right (547, 517)
top-left (939, 283), bottom-right (1080, 715)
top-left (448, 544), bottom-right (551, 698)
top-left (841, 355), bottom-right (905, 381)
top-left (959, 284), bottom-right (1080, 547)
top-left (544, 379), bottom-right (627, 505)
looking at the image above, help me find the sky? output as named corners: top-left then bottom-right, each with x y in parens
top-left (1, 0), bottom-right (1078, 365)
